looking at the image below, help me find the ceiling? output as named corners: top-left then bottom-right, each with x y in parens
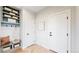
top-left (16, 6), bottom-right (47, 13)
top-left (23, 6), bottom-right (47, 13)
top-left (13, 6), bottom-right (72, 13)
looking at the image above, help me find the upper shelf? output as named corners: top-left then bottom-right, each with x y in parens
top-left (3, 6), bottom-right (19, 13)
top-left (3, 9), bottom-right (19, 15)
top-left (3, 6), bottom-right (20, 20)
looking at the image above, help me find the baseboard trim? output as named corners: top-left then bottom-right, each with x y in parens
top-left (22, 42), bottom-right (34, 49)
top-left (49, 49), bottom-right (57, 53)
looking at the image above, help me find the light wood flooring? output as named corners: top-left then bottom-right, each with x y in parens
top-left (14, 44), bottom-right (56, 53)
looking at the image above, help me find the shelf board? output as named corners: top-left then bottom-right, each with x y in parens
top-left (3, 16), bottom-right (19, 20)
top-left (3, 6), bottom-right (19, 12)
top-left (1, 21), bottom-right (20, 27)
top-left (1, 21), bottom-right (19, 24)
top-left (3, 12), bottom-right (19, 17)
top-left (3, 10), bottom-right (19, 15)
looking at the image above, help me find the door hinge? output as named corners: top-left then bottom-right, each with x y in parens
top-left (67, 50), bottom-right (69, 53)
top-left (67, 33), bottom-right (68, 37)
top-left (67, 16), bottom-right (68, 19)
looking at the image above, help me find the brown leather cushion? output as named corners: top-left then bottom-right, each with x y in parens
top-left (1, 36), bottom-right (10, 46)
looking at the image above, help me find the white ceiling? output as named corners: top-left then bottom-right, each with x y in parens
top-left (24, 6), bottom-right (47, 13)
top-left (16, 6), bottom-right (47, 13)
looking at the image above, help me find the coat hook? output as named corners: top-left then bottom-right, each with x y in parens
top-left (6, 24), bottom-right (8, 27)
top-left (11, 25), bottom-right (12, 27)
top-left (15, 25), bottom-right (16, 27)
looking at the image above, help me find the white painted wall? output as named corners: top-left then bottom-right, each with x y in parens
top-left (75, 7), bottom-right (79, 53)
top-left (0, 7), bottom-right (2, 52)
top-left (70, 7), bottom-right (76, 53)
top-left (21, 9), bottom-right (35, 48)
top-left (35, 7), bottom-right (76, 53)
top-left (0, 7), bottom-right (2, 37)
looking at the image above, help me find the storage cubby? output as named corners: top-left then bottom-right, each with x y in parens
top-left (1, 6), bottom-right (20, 27)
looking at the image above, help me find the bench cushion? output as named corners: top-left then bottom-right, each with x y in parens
top-left (1, 36), bottom-right (10, 46)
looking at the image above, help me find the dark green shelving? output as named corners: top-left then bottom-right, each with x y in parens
top-left (1, 6), bottom-right (20, 27)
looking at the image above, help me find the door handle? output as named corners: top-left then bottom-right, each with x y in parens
top-left (49, 32), bottom-right (53, 36)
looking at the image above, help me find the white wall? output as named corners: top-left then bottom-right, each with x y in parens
top-left (70, 7), bottom-right (76, 53)
top-left (21, 9), bottom-right (35, 48)
top-left (75, 7), bottom-right (79, 53)
top-left (0, 7), bottom-right (2, 52)
top-left (35, 7), bottom-right (76, 53)
top-left (0, 7), bottom-right (2, 37)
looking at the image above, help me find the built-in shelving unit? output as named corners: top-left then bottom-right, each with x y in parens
top-left (1, 6), bottom-right (20, 27)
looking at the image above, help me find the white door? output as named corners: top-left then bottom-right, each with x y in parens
top-left (47, 10), bottom-right (70, 53)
